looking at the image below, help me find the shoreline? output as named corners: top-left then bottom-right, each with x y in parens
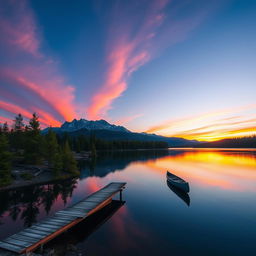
top-left (2, 147), bottom-right (254, 192)
top-left (0, 171), bottom-right (79, 192)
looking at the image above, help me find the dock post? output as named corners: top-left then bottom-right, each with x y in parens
top-left (119, 189), bottom-right (123, 201)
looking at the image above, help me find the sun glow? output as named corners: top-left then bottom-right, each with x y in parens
top-left (146, 104), bottom-right (256, 141)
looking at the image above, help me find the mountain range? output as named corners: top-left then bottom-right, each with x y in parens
top-left (44, 119), bottom-right (200, 147)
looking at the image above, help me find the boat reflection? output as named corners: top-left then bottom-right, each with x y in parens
top-left (40, 200), bottom-right (125, 255)
top-left (167, 180), bottom-right (190, 206)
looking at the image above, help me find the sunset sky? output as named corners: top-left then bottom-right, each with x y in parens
top-left (0, 0), bottom-right (255, 141)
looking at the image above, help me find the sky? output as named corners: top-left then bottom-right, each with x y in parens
top-left (0, 0), bottom-right (255, 141)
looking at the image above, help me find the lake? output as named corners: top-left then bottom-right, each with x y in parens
top-left (0, 148), bottom-right (256, 256)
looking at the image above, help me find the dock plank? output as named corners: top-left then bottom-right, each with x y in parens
top-left (89, 197), bottom-right (111, 202)
top-left (0, 241), bottom-right (25, 253)
top-left (58, 208), bottom-right (88, 215)
top-left (56, 210), bottom-right (86, 218)
top-left (18, 231), bottom-right (45, 239)
top-left (44, 218), bottom-right (70, 224)
top-left (35, 222), bottom-right (64, 229)
top-left (4, 238), bottom-right (32, 248)
top-left (11, 235), bottom-right (39, 244)
top-left (53, 215), bottom-right (76, 221)
top-left (31, 226), bottom-right (57, 234)
top-left (24, 228), bottom-right (51, 237)
top-left (65, 205), bottom-right (89, 211)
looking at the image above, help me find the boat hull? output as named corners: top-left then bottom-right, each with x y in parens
top-left (166, 171), bottom-right (190, 193)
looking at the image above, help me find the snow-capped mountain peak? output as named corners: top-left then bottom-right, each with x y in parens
top-left (60, 119), bottom-right (130, 133)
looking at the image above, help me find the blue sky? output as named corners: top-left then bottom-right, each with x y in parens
top-left (0, 0), bottom-right (255, 140)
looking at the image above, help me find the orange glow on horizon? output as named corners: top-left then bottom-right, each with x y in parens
top-left (174, 126), bottom-right (256, 141)
top-left (146, 104), bottom-right (256, 141)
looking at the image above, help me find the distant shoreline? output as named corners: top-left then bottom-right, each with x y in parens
top-left (1, 147), bottom-right (255, 191)
top-left (169, 147), bottom-right (256, 151)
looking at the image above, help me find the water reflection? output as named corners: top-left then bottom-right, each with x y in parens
top-left (167, 180), bottom-right (190, 206)
top-left (79, 149), bottom-right (169, 178)
top-left (0, 149), bottom-right (256, 255)
top-left (41, 200), bottom-right (125, 256)
top-left (0, 179), bottom-right (77, 228)
top-left (146, 149), bottom-right (256, 192)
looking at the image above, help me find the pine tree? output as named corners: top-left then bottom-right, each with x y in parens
top-left (12, 114), bottom-right (25, 152)
top-left (45, 129), bottom-right (59, 167)
top-left (62, 140), bottom-right (78, 175)
top-left (90, 133), bottom-right (97, 158)
top-left (0, 134), bottom-right (12, 186)
top-left (3, 122), bottom-right (9, 133)
top-left (24, 113), bottom-right (42, 164)
top-left (13, 114), bottom-right (24, 132)
top-left (53, 150), bottom-right (63, 177)
top-left (45, 129), bottom-right (67, 177)
top-left (29, 113), bottom-right (40, 134)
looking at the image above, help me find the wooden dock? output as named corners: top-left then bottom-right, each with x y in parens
top-left (0, 182), bottom-right (126, 255)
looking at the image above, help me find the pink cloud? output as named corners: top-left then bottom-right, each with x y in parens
top-left (0, 0), bottom-right (77, 126)
top-left (114, 114), bottom-right (144, 126)
top-left (87, 0), bottom-right (169, 119)
top-left (0, 68), bottom-right (76, 122)
top-left (86, 0), bottom-right (215, 119)
top-left (16, 74), bottom-right (77, 122)
top-left (0, 0), bottom-right (41, 57)
top-left (0, 99), bottom-right (60, 127)
top-left (0, 116), bottom-right (13, 125)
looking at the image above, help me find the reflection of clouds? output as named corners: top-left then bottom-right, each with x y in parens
top-left (110, 205), bottom-right (149, 252)
top-left (143, 150), bottom-right (256, 192)
top-left (86, 178), bottom-right (102, 193)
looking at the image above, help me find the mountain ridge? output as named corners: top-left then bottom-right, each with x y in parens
top-left (61, 118), bottom-right (130, 133)
top-left (43, 119), bottom-right (200, 147)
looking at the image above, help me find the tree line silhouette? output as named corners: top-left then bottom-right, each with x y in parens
top-left (64, 133), bottom-right (169, 153)
top-left (0, 113), bottom-right (78, 186)
top-left (195, 136), bottom-right (256, 148)
top-left (0, 113), bottom-right (168, 186)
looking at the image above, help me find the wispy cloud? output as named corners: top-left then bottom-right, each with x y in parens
top-left (0, 0), bottom-right (41, 57)
top-left (0, 0), bottom-right (77, 126)
top-left (146, 104), bottom-right (256, 141)
top-left (0, 99), bottom-right (61, 127)
top-left (0, 116), bottom-right (13, 125)
top-left (114, 113), bottom-right (144, 126)
top-left (87, 0), bottom-right (214, 119)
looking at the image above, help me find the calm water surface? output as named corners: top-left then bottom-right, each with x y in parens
top-left (0, 149), bottom-right (256, 256)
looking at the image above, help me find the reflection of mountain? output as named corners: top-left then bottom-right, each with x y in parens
top-left (80, 150), bottom-right (169, 178)
top-left (167, 180), bottom-right (190, 206)
top-left (41, 200), bottom-right (125, 255)
top-left (0, 179), bottom-right (77, 227)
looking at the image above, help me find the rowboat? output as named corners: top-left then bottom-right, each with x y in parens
top-left (166, 171), bottom-right (190, 193)
top-left (167, 180), bottom-right (190, 206)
